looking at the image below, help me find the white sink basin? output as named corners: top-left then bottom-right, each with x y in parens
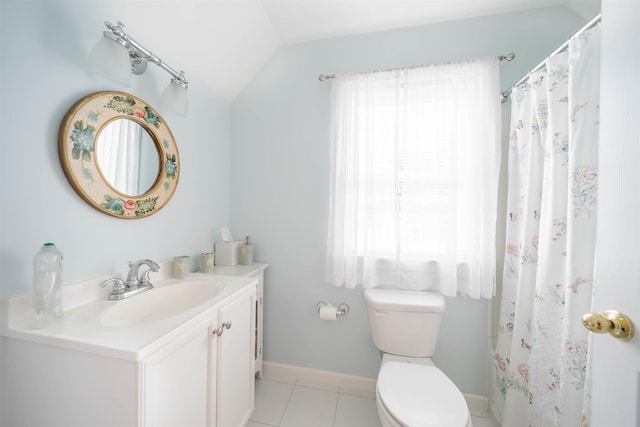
top-left (100, 279), bottom-right (225, 328)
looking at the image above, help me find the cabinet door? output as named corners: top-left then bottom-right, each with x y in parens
top-left (143, 324), bottom-right (211, 427)
top-left (216, 290), bottom-right (256, 427)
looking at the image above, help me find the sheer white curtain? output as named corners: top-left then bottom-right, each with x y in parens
top-left (96, 119), bottom-right (142, 195)
top-left (492, 26), bottom-right (600, 426)
top-left (325, 57), bottom-right (501, 298)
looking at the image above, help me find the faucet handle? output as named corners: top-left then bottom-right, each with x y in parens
top-left (101, 278), bottom-right (126, 295)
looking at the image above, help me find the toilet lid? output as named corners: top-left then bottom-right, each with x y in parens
top-left (377, 362), bottom-right (469, 427)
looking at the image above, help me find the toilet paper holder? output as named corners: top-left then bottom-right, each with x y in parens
top-left (316, 301), bottom-right (350, 317)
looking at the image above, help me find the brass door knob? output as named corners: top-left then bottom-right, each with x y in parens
top-left (582, 310), bottom-right (634, 341)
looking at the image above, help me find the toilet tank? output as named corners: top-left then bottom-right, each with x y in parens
top-left (364, 288), bottom-right (445, 357)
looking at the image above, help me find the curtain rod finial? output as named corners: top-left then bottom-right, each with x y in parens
top-left (499, 52), bottom-right (516, 62)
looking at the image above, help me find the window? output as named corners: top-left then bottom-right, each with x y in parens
top-left (325, 57), bottom-right (501, 298)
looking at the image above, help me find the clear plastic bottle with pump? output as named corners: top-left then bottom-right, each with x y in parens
top-left (33, 242), bottom-right (63, 327)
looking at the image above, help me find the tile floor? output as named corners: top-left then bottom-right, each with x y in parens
top-left (248, 377), bottom-right (500, 427)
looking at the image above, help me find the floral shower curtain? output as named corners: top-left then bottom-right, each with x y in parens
top-left (492, 25), bottom-right (600, 427)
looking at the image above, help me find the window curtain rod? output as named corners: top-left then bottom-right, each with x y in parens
top-left (500, 13), bottom-right (601, 102)
top-left (317, 52), bottom-right (515, 82)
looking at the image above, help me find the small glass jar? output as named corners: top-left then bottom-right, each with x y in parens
top-left (172, 256), bottom-right (190, 279)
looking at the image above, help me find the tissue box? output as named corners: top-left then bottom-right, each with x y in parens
top-left (214, 241), bottom-right (242, 266)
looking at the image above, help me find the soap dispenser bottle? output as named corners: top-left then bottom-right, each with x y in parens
top-left (33, 242), bottom-right (63, 327)
top-left (239, 236), bottom-right (253, 265)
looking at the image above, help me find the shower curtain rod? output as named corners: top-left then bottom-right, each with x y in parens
top-left (501, 13), bottom-right (601, 102)
top-left (318, 52), bottom-right (516, 82)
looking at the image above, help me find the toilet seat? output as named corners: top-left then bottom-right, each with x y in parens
top-left (377, 361), bottom-right (470, 427)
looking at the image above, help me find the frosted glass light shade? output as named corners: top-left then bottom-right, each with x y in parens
top-left (159, 81), bottom-right (188, 116)
top-left (89, 36), bottom-right (132, 86)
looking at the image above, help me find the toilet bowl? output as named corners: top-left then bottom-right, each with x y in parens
top-left (375, 354), bottom-right (471, 427)
top-left (364, 288), bottom-right (472, 427)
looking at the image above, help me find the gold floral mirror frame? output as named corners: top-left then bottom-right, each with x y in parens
top-left (58, 91), bottom-right (179, 219)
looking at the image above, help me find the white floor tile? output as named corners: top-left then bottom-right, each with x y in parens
top-left (334, 393), bottom-right (382, 427)
top-left (296, 379), bottom-right (340, 393)
top-left (339, 387), bottom-right (377, 400)
top-left (246, 421), bottom-right (274, 427)
top-left (253, 377), bottom-right (501, 427)
top-left (471, 415), bottom-right (501, 427)
top-left (280, 385), bottom-right (338, 427)
top-left (251, 379), bottom-right (295, 426)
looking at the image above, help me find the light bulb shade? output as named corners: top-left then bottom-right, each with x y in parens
top-left (89, 35), bottom-right (132, 86)
top-left (159, 81), bottom-right (188, 116)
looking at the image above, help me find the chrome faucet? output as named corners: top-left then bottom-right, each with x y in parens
top-left (126, 259), bottom-right (160, 288)
top-left (101, 259), bottom-right (160, 300)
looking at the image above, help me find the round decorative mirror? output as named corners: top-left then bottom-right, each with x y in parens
top-left (58, 91), bottom-right (179, 218)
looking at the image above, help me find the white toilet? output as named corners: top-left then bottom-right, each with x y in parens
top-left (364, 288), bottom-right (472, 427)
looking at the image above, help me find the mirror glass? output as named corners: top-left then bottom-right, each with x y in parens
top-left (95, 119), bottom-right (160, 196)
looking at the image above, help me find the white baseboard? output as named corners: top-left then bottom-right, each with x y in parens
top-left (262, 361), bottom-right (377, 393)
top-left (261, 361), bottom-right (489, 416)
top-left (464, 392), bottom-right (490, 417)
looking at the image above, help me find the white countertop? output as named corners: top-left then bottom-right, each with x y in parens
top-left (209, 263), bottom-right (268, 277)
top-left (1, 261), bottom-right (268, 361)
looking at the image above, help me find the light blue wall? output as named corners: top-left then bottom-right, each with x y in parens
top-left (230, 7), bottom-right (588, 394)
top-left (0, 1), bottom-right (231, 298)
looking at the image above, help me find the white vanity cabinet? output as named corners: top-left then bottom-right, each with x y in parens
top-left (2, 272), bottom-right (257, 427)
top-left (142, 284), bottom-right (255, 427)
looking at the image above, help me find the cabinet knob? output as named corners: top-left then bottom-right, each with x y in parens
top-left (212, 321), bottom-right (232, 337)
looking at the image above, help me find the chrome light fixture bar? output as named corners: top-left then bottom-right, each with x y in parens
top-left (89, 21), bottom-right (188, 116)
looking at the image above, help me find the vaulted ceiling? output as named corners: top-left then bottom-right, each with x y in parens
top-left (104, 0), bottom-right (600, 102)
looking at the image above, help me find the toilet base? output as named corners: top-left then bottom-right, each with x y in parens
top-left (376, 396), bottom-right (473, 427)
top-left (375, 355), bottom-right (473, 427)
top-left (375, 391), bottom-right (402, 427)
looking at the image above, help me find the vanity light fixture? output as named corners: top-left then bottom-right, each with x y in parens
top-left (89, 21), bottom-right (189, 116)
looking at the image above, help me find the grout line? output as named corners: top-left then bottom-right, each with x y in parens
top-left (277, 383), bottom-right (296, 427)
top-left (331, 388), bottom-right (339, 427)
top-left (338, 388), bottom-right (376, 400)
